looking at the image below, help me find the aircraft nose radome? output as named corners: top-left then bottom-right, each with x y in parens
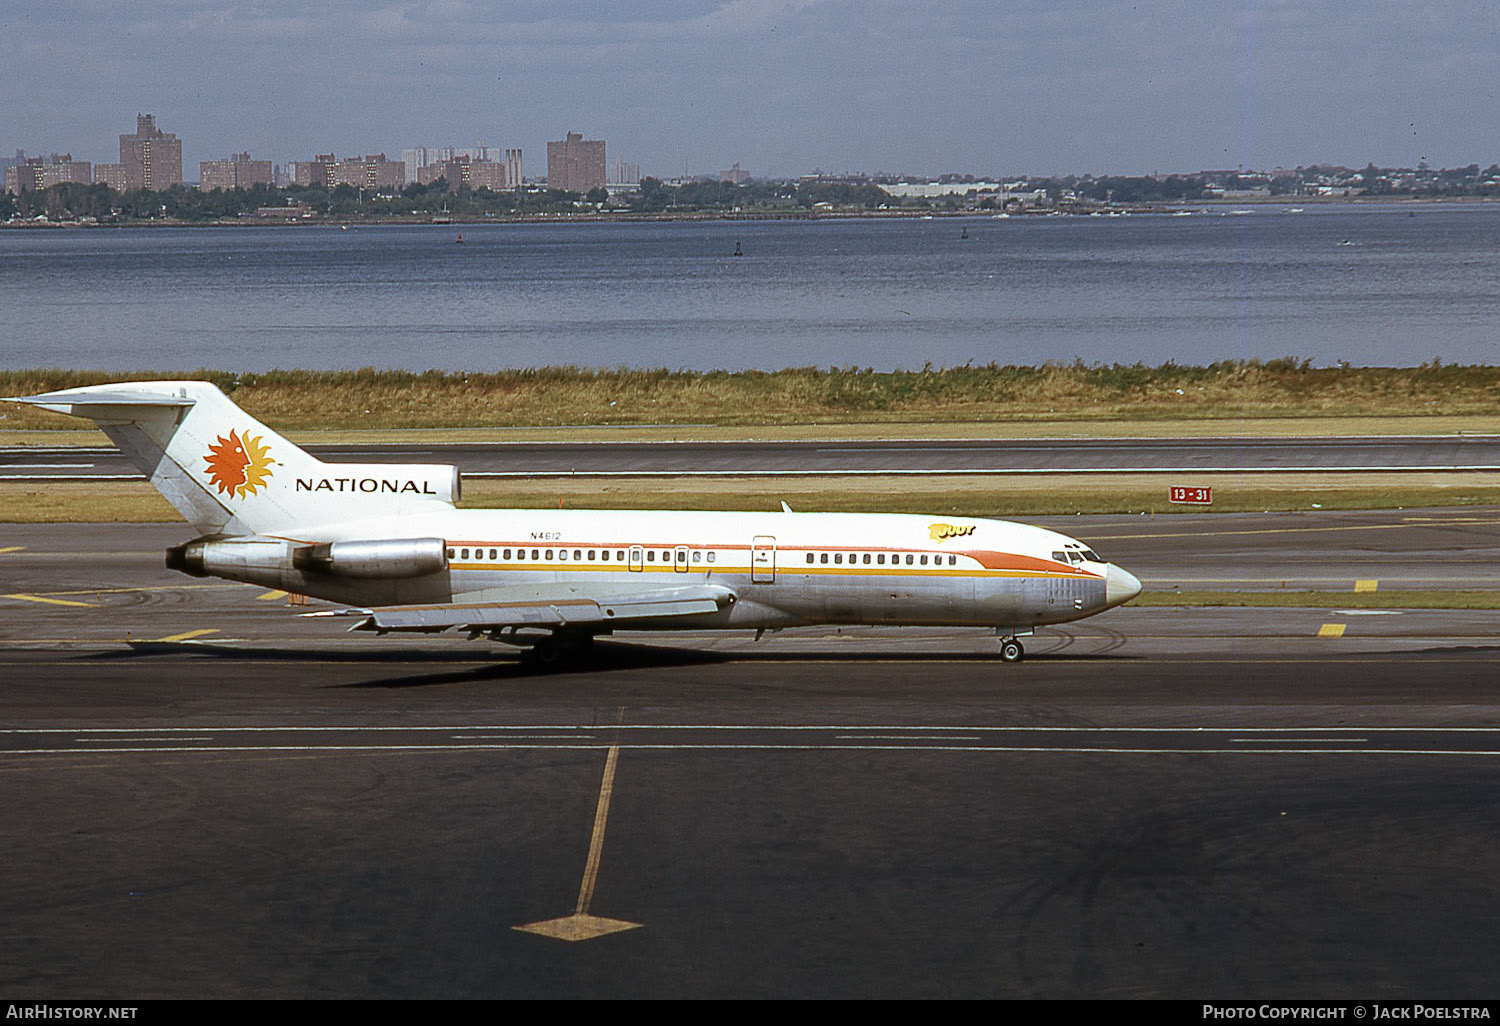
top-left (1105, 564), bottom-right (1142, 607)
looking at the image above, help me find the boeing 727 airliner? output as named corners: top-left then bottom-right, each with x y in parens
top-left (9, 381), bottom-right (1142, 663)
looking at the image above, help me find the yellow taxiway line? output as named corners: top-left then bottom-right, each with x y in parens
top-left (3, 593), bottom-right (96, 607)
top-left (514, 744), bottom-right (641, 942)
top-left (152, 629), bottom-right (221, 643)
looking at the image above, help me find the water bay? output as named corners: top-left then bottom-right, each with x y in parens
top-left (2, 204), bottom-right (1497, 372)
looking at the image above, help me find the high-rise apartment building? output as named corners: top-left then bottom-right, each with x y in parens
top-left (403, 143), bottom-right (519, 187)
top-left (119, 114), bottom-right (183, 190)
top-left (200, 153), bottom-right (274, 191)
top-left (414, 150), bottom-right (522, 191)
top-left (292, 153), bottom-right (403, 190)
top-left (5, 154), bottom-right (91, 192)
top-left (291, 154), bottom-right (338, 187)
top-left (94, 164), bottom-right (129, 190)
top-left (330, 154), bottom-right (405, 190)
top-left (610, 158), bottom-right (641, 186)
top-left (546, 132), bottom-right (606, 193)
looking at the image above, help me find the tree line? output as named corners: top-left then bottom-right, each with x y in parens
top-left (1, 177), bottom-right (898, 224)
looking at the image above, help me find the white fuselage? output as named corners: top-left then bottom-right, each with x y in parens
top-left (223, 507), bottom-right (1138, 632)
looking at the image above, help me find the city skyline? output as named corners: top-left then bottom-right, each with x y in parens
top-left (11, 112), bottom-right (1500, 196)
top-left (3, 3), bottom-right (1497, 180)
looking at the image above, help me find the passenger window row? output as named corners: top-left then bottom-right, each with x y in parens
top-left (440, 546), bottom-right (966, 569)
top-left (444, 547), bottom-right (719, 563)
top-left (804, 551), bottom-right (958, 567)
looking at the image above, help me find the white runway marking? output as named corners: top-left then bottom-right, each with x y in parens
top-left (6, 724), bottom-right (1500, 759)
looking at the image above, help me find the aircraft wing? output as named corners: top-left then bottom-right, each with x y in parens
top-left (309, 582), bottom-right (737, 635)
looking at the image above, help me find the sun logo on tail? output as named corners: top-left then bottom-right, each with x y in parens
top-left (204, 430), bottom-right (275, 498)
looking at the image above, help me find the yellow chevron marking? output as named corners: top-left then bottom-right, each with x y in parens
top-left (1318, 623), bottom-right (1347, 638)
top-left (1354, 580), bottom-right (1378, 593)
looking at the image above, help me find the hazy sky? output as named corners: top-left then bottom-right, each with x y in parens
top-left (3, 1), bottom-right (1497, 178)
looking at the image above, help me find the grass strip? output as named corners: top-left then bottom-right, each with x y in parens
top-left (7, 361), bottom-right (1500, 432)
top-left (8, 415), bottom-right (1500, 446)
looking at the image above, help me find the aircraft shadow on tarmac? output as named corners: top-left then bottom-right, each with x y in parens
top-left (85, 637), bottom-right (1142, 688)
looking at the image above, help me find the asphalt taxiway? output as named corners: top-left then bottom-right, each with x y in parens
top-left (7, 435), bottom-right (1500, 480)
top-left (3, 512), bottom-right (1500, 998)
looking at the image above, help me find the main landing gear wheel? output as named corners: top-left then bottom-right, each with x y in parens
top-left (999, 638), bottom-right (1025, 663)
top-left (525, 634), bottom-right (595, 668)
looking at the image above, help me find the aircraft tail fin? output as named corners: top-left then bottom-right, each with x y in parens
top-left (9, 381), bottom-right (459, 534)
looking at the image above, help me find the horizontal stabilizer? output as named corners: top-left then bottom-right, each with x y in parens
top-left (9, 387), bottom-right (196, 415)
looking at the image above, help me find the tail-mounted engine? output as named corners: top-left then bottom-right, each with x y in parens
top-left (167, 536), bottom-right (448, 580)
top-left (291, 538), bottom-right (448, 579)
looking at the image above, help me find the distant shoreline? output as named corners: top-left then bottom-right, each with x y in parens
top-left (4, 194), bottom-right (1494, 230)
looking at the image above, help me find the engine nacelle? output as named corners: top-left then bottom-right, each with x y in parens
top-left (291, 537), bottom-right (448, 579)
top-left (166, 537), bottom-right (297, 578)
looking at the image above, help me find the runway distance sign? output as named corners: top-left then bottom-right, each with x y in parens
top-left (1169, 486), bottom-right (1213, 505)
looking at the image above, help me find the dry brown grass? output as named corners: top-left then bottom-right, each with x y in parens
top-left (6, 361), bottom-right (1500, 432)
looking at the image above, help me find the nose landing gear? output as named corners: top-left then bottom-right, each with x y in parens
top-left (996, 627), bottom-right (1032, 663)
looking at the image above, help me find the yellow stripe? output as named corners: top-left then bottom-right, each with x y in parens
top-left (28, 584), bottom-right (237, 597)
top-left (256, 590), bottom-right (289, 601)
top-left (3, 593), bottom-right (96, 607)
top-left (1354, 580), bottom-right (1378, 593)
top-left (1318, 623), bottom-right (1347, 638)
top-left (0, 546), bottom-right (25, 555)
top-left (576, 745), bottom-right (622, 917)
top-left (154, 629), bottom-right (220, 642)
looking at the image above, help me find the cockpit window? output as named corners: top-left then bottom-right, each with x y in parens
top-left (1082, 549), bottom-right (1103, 563)
top-left (1067, 550), bottom-right (1083, 564)
top-left (1051, 550), bottom-right (1067, 562)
